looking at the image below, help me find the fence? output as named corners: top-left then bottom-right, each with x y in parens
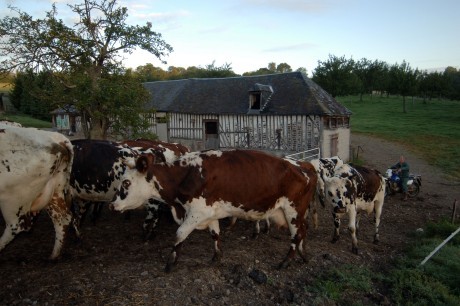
top-left (285, 147), bottom-right (320, 161)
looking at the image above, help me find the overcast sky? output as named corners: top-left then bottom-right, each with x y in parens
top-left (2, 0), bottom-right (459, 75)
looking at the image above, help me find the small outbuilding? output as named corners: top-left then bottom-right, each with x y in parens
top-left (143, 72), bottom-right (352, 160)
top-left (50, 105), bottom-right (80, 134)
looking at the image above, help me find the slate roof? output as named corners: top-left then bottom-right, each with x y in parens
top-left (143, 72), bottom-right (351, 116)
top-left (50, 104), bottom-right (80, 115)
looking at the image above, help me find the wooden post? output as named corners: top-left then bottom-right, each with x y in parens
top-left (452, 200), bottom-right (458, 224)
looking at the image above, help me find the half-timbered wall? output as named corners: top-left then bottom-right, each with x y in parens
top-left (165, 112), bottom-right (321, 153)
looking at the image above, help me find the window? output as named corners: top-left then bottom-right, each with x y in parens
top-left (249, 93), bottom-right (261, 110)
top-left (205, 121), bottom-right (218, 135)
top-left (324, 116), bottom-right (350, 129)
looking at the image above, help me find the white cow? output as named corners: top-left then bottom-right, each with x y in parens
top-left (0, 124), bottom-right (74, 259)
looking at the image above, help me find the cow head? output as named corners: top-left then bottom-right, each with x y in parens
top-left (324, 176), bottom-right (356, 211)
top-left (310, 156), bottom-right (344, 206)
top-left (111, 154), bottom-right (161, 212)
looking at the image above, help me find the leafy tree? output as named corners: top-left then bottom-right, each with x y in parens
top-left (276, 63), bottom-right (292, 73)
top-left (353, 58), bottom-right (372, 101)
top-left (243, 62), bottom-right (293, 76)
top-left (372, 61), bottom-right (390, 97)
top-left (9, 70), bottom-right (52, 119)
top-left (133, 63), bottom-right (169, 82)
top-left (0, 0), bottom-right (172, 139)
top-left (419, 70), bottom-right (447, 102)
top-left (354, 58), bottom-right (389, 101)
top-left (296, 67), bottom-right (308, 75)
top-left (388, 61), bottom-right (419, 113)
top-left (443, 66), bottom-right (460, 100)
top-left (312, 54), bottom-right (360, 97)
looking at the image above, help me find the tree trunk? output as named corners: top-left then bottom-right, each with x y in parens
top-left (81, 111), bottom-right (91, 139)
top-left (89, 118), bottom-right (109, 140)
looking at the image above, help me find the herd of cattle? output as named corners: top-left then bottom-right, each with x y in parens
top-left (0, 121), bottom-right (386, 272)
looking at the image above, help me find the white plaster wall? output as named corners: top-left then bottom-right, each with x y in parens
top-left (321, 127), bottom-right (350, 161)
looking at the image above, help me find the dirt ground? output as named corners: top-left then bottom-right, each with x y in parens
top-left (1, 133), bottom-right (459, 305)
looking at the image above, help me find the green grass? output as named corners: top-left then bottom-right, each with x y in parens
top-left (305, 221), bottom-right (460, 305)
top-left (0, 113), bottom-right (52, 128)
top-left (306, 264), bottom-right (377, 305)
top-left (338, 95), bottom-right (460, 180)
top-left (388, 220), bottom-right (460, 305)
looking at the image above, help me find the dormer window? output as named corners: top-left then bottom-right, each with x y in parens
top-left (248, 83), bottom-right (274, 114)
top-left (249, 93), bottom-right (261, 110)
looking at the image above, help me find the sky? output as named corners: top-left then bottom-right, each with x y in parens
top-left (1, 0), bottom-right (459, 76)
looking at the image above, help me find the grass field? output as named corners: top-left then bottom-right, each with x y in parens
top-left (338, 95), bottom-right (460, 180)
top-left (0, 82), bottom-right (12, 93)
top-left (0, 113), bottom-right (52, 128)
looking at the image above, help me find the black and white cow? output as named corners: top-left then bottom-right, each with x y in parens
top-left (111, 149), bottom-right (318, 272)
top-left (310, 156), bottom-right (344, 206)
top-left (70, 139), bottom-right (189, 239)
top-left (323, 164), bottom-right (385, 254)
top-left (0, 124), bottom-right (74, 259)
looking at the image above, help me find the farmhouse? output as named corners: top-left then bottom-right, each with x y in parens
top-left (143, 72), bottom-right (352, 160)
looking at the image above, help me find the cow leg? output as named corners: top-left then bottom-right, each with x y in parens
top-left (227, 217), bottom-right (238, 230)
top-left (165, 211), bottom-right (206, 272)
top-left (356, 211), bottom-right (361, 237)
top-left (252, 220), bottom-right (261, 239)
top-left (278, 208), bottom-right (307, 269)
top-left (348, 208), bottom-right (359, 255)
top-left (90, 202), bottom-right (104, 225)
top-left (71, 199), bottom-right (89, 238)
top-left (143, 199), bottom-right (161, 240)
top-left (0, 226), bottom-right (16, 253)
top-left (46, 194), bottom-right (72, 260)
top-left (208, 220), bottom-right (222, 262)
top-left (331, 211), bottom-right (341, 243)
top-left (263, 218), bottom-right (271, 234)
top-left (0, 206), bottom-right (35, 253)
top-left (308, 200), bottom-right (319, 229)
top-left (373, 200), bottom-right (384, 244)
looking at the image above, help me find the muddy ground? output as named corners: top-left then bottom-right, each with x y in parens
top-left (1, 133), bottom-right (459, 305)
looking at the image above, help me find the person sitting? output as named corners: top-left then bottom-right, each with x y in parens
top-left (391, 155), bottom-right (410, 201)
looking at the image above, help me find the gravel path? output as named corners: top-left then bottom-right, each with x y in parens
top-left (351, 133), bottom-right (460, 205)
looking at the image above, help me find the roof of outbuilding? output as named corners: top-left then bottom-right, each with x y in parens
top-left (143, 72), bottom-right (351, 116)
top-left (50, 104), bottom-right (80, 115)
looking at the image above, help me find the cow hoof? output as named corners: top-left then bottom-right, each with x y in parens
top-left (277, 259), bottom-right (290, 270)
top-left (212, 251), bottom-right (222, 262)
top-left (47, 256), bottom-right (60, 263)
top-left (164, 263), bottom-right (175, 273)
top-left (331, 237), bottom-right (339, 244)
top-left (352, 247), bottom-right (359, 255)
top-left (373, 239), bottom-right (379, 245)
top-left (251, 233), bottom-right (259, 239)
top-left (143, 232), bottom-right (155, 241)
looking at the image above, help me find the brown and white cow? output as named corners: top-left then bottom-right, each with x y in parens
top-left (111, 149), bottom-right (317, 272)
top-left (0, 124), bottom-right (74, 259)
top-left (70, 139), bottom-right (189, 239)
top-left (323, 164), bottom-right (385, 254)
